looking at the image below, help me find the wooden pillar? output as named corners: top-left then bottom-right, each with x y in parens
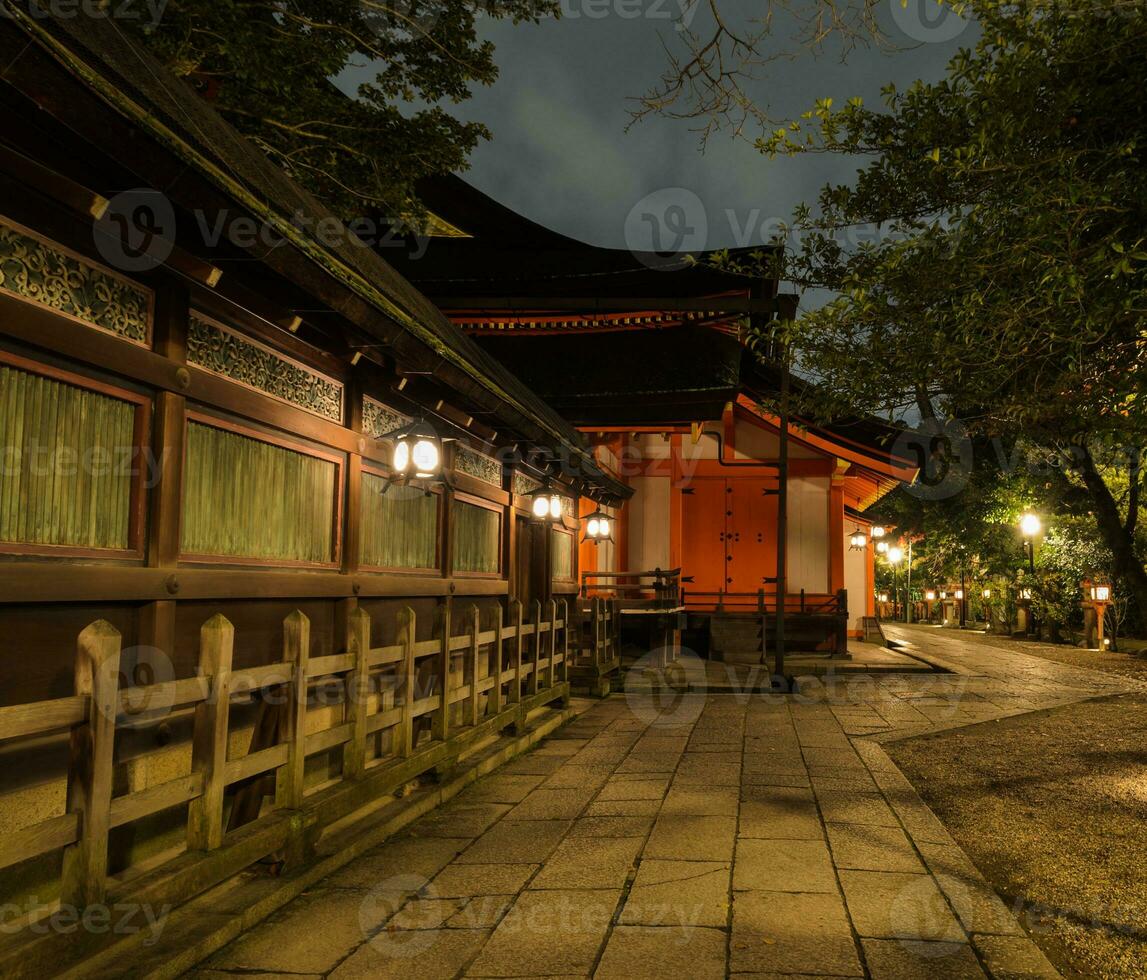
top-left (141, 282), bottom-right (188, 668)
top-left (829, 461), bottom-right (847, 594)
top-left (60, 621), bottom-right (122, 908)
top-left (343, 374), bottom-right (364, 577)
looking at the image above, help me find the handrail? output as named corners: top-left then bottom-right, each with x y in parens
top-left (0, 597), bottom-right (574, 943)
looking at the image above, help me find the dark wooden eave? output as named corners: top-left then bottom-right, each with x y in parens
top-left (0, 6), bottom-right (629, 501)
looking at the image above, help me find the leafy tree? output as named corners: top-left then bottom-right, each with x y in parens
top-left (725, 2), bottom-right (1147, 616)
top-left (127, 0), bottom-right (554, 218)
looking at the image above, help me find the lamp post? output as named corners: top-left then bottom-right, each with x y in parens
top-left (1019, 512), bottom-right (1041, 574)
top-left (887, 546), bottom-right (904, 622)
top-left (1081, 577), bottom-right (1113, 650)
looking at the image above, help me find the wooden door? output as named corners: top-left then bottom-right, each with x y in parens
top-left (514, 517), bottom-right (547, 607)
top-left (727, 479), bottom-right (778, 593)
top-left (681, 478), bottom-right (729, 598)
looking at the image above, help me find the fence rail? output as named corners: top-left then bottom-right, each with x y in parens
top-left (681, 588), bottom-right (846, 616)
top-left (0, 598), bottom-right (571, 969)
top-left (580, 567), bottom-right (682, 610)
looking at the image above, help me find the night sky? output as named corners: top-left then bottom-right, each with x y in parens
top-left (340, 0), bottom-right (974, 254)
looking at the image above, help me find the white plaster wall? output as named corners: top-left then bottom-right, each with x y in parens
top-left (679, 424), bottom-right (719, 461)
top-left (787, 475), bottom-right (830, 593)
top-left (844, 530), bottom-right (868, 633)
top-left (627, 475), bottom-right (671, 571)
top-left (733, 419), bottom-right (821, 461)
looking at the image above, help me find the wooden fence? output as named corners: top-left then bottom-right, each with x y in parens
top-left (571, 596), bottom-right (621, 675)
top-left (0, 598), bottom-right (571, 966)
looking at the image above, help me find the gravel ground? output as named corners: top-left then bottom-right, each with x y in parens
top-left (887, 692), bottom-right (1147, 978)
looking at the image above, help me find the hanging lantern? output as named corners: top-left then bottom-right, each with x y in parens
top-left (531, 489), bottom-right (565, 523)
top-left (875, 540), bottom-right (889, 555)
top-left (849, 528), bottom-right (867, 550)
top-left (583, 507), bottom-right (613, 543)
top-left (386, 418), bottom-right (443, 483)
top-left (871, 525), bottom-right (886, 539)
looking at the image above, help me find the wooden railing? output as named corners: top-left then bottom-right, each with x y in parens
top-left (0, 599), bottom-right (570, 964)
top-left (570, 596), bottom-right (621, 674)
top-left (580, 567), bottom-right (682, 609)
top-left (682, 588), bottom-right (847, 616)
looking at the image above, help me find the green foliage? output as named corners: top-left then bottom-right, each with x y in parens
top-left (731, 1), bottom-right (1147, 624)
top-left (128, 0), bottom-right (555, 218)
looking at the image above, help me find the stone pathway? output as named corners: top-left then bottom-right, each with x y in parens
top-left (193, 625), bottom-right (1138, 979)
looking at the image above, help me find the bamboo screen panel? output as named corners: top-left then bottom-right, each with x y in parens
top-left (360, 474), bottom-right (439, 569)
top-left (0, 363), bottom-right (136, 550)
top-left (551, 528), bottom-right (575, 580)
top-left (452, 499), bottom-right (501, 574)
top-left (182, 421), bottom-right (337, 563)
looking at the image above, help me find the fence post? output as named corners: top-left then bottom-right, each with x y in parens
top-left (186, 614), bottom-right (234, 854)
top-left (433, 604), bottom-right (452, 742)
top-left (592, 598), bottom-right (602, 668)
top-left (344, 608), bottom-right (371, 779)
top-left (60, 620), bottom-right (122, 908)
top-left (490, 603), bottom-right (505, 716)
top-left (560, 600), bottom-right (570, 684)
top-left (278, 610), bottom-right (311, 811)
top-left (546, 599), bottom-right (558, 690)
top-left (529, 596), bottom-right (543, 697)
top-left (510, 600), bottom-right (523, 705)
top-left (468, 604), bottom-right (482, 727)
top-left (397, 606), bottom-right (416, 756)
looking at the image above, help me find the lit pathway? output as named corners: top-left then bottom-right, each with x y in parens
top-left (193, 626), bottom-right (1137, 979)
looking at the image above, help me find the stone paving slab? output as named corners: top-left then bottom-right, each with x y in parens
top-left (194, 626), bottom-right (1142, 978)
